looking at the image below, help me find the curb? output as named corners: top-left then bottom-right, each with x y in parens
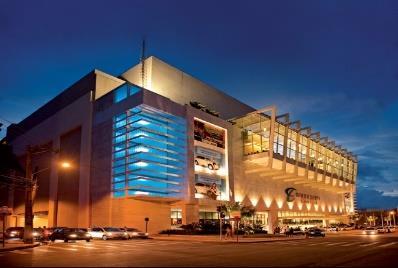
top-left (0, 242), bottom-right (40, 252)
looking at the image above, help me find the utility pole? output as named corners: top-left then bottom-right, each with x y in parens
top-left (23, 146), bottom-right (33, 244)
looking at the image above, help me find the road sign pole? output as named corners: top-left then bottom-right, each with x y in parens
top-left (2, 215), bottom-right (5, 248)
top-left (236, 220), bottom-right (239, 243)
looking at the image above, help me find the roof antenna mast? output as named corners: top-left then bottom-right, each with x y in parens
top-left (140, 37), bottom-right (146, 88)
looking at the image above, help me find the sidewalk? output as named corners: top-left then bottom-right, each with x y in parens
top-left (152, 234), bottom-right (307, 243)
top-left (0, 240), bottom-right (40, 252)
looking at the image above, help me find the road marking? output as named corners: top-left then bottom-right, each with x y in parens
top-left (340, 242), bottom-right (360, 247)
top-left (359, 242), bottom-right (378, 247)
top-left (324, 242), bottom-right (347, 246)
top-left (49, 247), bottom-right (78, 251)
top-left (376, 242), bottom-right (397, 248)
top-left (10, 250), bottom-right (30, 255)
top-left (69, 244), bottom-right (98, 249)
top-left (33, 247), bottom-right (58, 253)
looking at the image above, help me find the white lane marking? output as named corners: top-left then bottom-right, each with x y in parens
top-left (340, 242), bottom-right (361, 247)
top-left (69, 244), bottom-right (98, 250)
top-left (324, 242), bottom-right (347, 246)
top-left (376, 242), bottom-right (397, 248)
top-left (10, 250), bottom-right (30, 255)
top-left (33, 247), bottom-right (58, 253)
top-left (359, 242), bottom-right (379, 247)
top-left (49, 247), bottom-right (78, 251)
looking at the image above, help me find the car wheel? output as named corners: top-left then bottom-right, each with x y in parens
top-left (64, 239), bottom-right (68, 243)
top-left (51, 238), bottom-right (55, 242)
top-left (102, 235), bottom-right (107, 240)
top-left (208, 164), bottom-right (214, 170)
top-left (86, 239), bottom-right (90, 242)
top-left (194, 160), bottom-right (199, 165)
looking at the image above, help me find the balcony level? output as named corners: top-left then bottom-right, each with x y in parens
top-left (231, 106), bottom-right (357, 193)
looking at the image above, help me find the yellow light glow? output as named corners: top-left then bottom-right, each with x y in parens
top-left (249, 196), bottom-right (258, 206)
top-left (287, 202), bottom-right (294, 210)
top-left (265, 198), bottom-right (272, 208)
top-left (235, 193), bottom-right (243, 203)
top-left (306, 203), bottom-right (312, 211)
top-left (276, 199), bottom-right (284, 209)
top-left (297, 202), bottom-right (303, 210)
top-left (61, 162), bottom-right (71, 168)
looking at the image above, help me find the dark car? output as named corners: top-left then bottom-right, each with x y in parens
top-left (6, 227), bottom-right (24, 239)
top-left (307, 228), bottom-right (326, 237)
top-left (32, 228), bottom-right (44, 241)
top-left (292, 227), bottom-right (305, 235)
top-left (49, 228), bottom-right (92, 243)
top-left (43, 227), bottom-right (58, 240)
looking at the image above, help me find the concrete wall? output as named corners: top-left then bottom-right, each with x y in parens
top-left (9, 92), bottom-right (94, 228)
top-left (122, 56), bottom-right (255, 120)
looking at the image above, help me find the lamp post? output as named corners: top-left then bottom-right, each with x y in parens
top-left (23, 143), bottom-right (71, 244)
top-left (390, 211), bottom-right (396, 226)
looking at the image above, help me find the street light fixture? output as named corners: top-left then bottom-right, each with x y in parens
top-left (390, 211), bottom-right (396, 226)
top-left (60, 161), bottom-right (71, 169)
top-left (23, 142), bottom-right (72, 244)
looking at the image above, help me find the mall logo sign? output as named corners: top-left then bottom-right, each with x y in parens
top-left (285, 188), bottom-right (320, 203)
top-left (285, 187), bottom-right (297, 202)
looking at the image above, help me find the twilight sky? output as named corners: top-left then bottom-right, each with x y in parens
top-left (1, 0), bottom-right (397, 209)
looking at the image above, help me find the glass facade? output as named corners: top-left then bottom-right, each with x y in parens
top-left (114, 83), bottom-right (141, 103)
top-left (233, 113), bottom-right (357, 184)
top-left (112, 104), bottom-right (187, 198)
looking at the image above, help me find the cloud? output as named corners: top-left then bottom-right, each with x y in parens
top-left (356, 186), bottom-right (398, 209)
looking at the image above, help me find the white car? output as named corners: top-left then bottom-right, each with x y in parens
top-left (194, 156), bottom-right (219, 170)
top-left (376, 226), bottom-right (387, 233)
top-left (363, 227), bottom-right (377, 235)
top-left (386, 226), bottom-right (396, 233)
top-left (88, 227), bottom-right (128, 240)
top-left (122, 228), bottom-right (149, 239)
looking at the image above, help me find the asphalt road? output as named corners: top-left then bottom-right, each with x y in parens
top-left (1, 233), bottom-right (397, 267)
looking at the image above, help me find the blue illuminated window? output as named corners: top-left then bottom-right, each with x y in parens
top-left (114, 84), bottom-right (142, 103)
top-left (112, 104), bottom-right (187, 198)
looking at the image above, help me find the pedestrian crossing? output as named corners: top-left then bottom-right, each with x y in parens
top-left (272, 240), bottom-right (397, 248)
top-left (0, 240), bottom-right (396, 257)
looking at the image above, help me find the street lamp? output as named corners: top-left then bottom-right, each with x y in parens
top-left (23, 142), bottom-right (72, 244)
top-left (60, 161), bottom-right (71, 169)
top-left (390, 211), bottom-right (396, 226)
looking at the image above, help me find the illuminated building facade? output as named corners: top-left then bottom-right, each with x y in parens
top-left (4, 56), bottom-right (357, 233)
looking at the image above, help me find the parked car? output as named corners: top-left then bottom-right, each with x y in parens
top-left (49, 228), bottom-right (91, 243)
top-left (307, 228), bottom-right (325, 237)
top-left (88, 227), bottom-right (128, 240)
top-left (327, 226), bottom-right (339, 232)
top-left (5, 227), bottom-right (24, 239)
top-left (122, 228), bottom-right (149, 239)
top-left (386, 226), bottom-right (396, 233)
top-left (32, 228), bottom-right (44, 241)
top-left (292, 227), bottom-right (305, 235)
top-left (43, 227), bottom-right (59, 240)
top-left (376, 226), bottom-right (387, 233)
top-left (363, 227), bottom-right (377, 235)
top-left (194, 156), bottom-right (219, 170)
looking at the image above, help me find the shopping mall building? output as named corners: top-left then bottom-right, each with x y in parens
top-left (4, 56), bottom-right (358, 234)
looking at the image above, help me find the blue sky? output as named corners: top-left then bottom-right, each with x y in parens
top-left (1, 0), bottom-right (397, 208)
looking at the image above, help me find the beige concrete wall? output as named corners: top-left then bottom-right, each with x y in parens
top-left (10, 92), bottom-right (94, 228)
top-left (94, 70), bottom-right (126, 100)
top-left (122, 56), bottom-right (255, 120)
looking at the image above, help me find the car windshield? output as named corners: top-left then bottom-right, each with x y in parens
top-left (366, 227), bottom-right (375, 230)
top-left (127, 228), bottom-right (139, 231)
top-left (104, 227), bottom-right (122, 232)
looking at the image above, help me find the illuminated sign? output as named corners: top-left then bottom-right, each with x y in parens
top-left (285, 188), bottom-right (320, 203)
